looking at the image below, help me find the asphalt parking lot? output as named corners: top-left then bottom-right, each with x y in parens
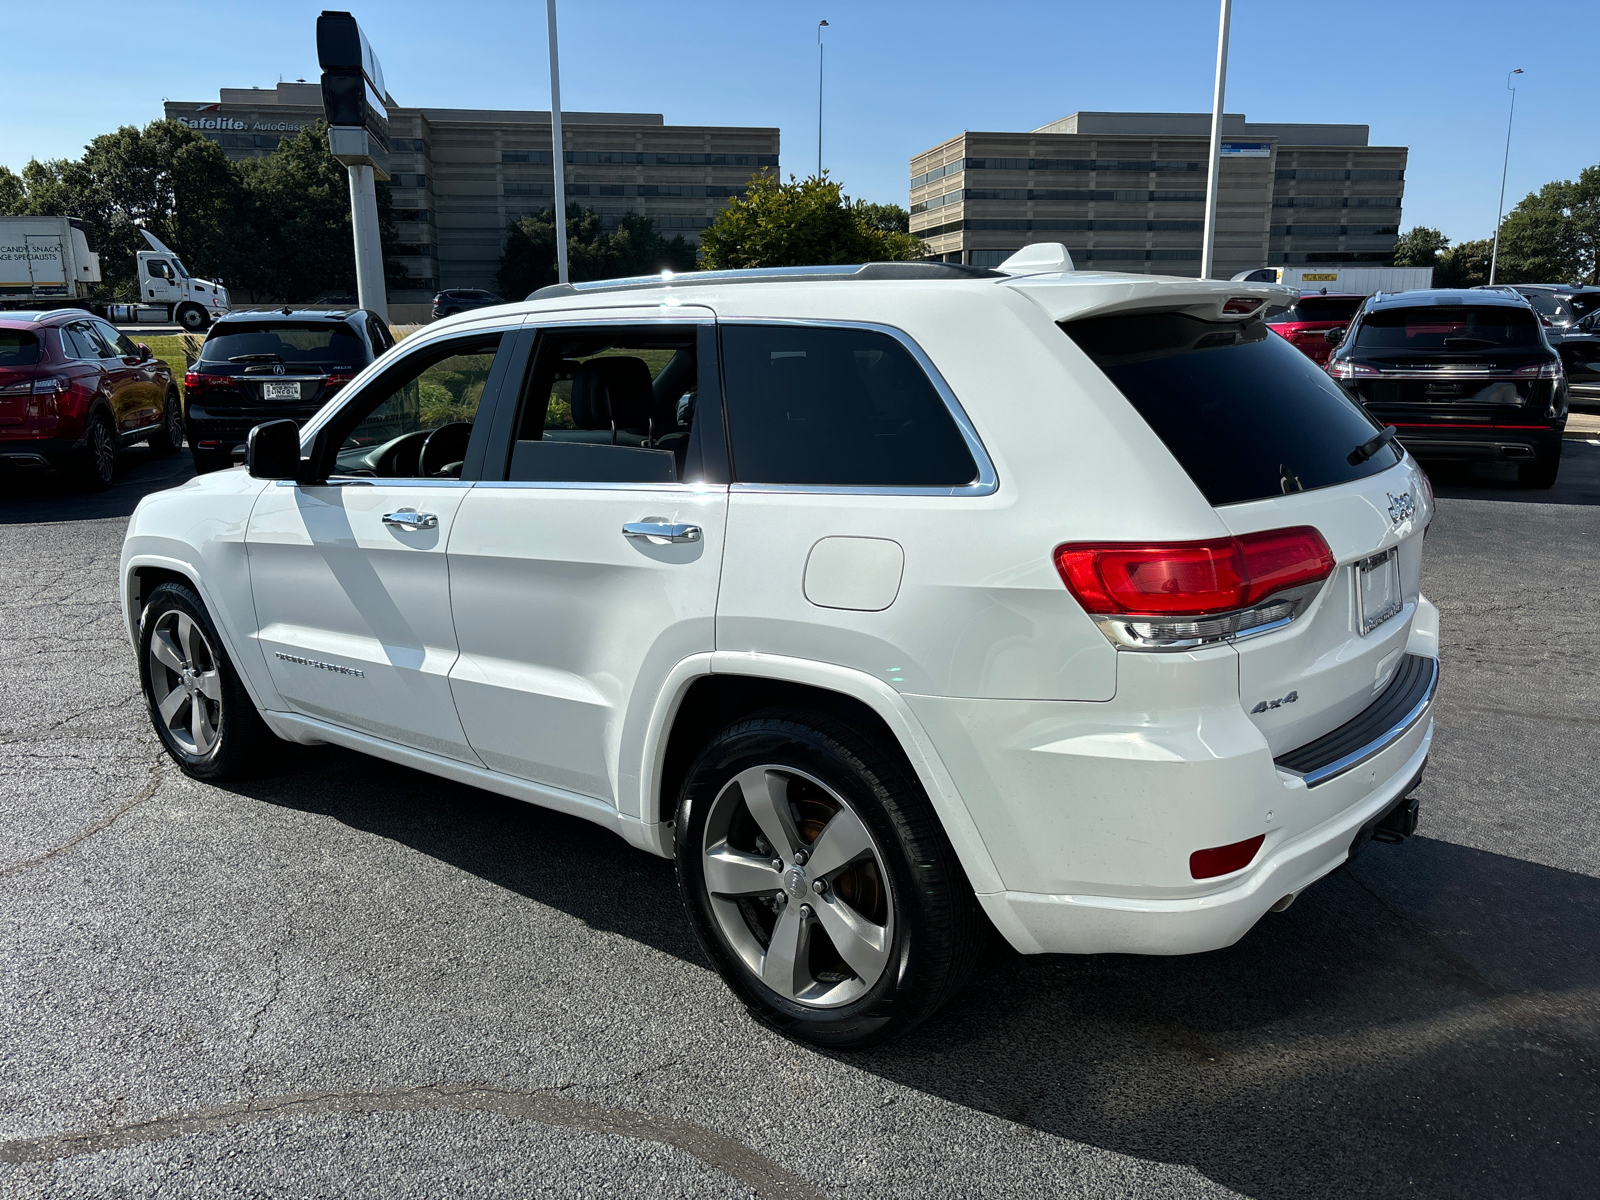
top-left (1, 440), bottom-right (1597, 1199)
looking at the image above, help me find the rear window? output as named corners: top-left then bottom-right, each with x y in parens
top-left (1564, 293), bottom-right (1600, 320)
top-left (0, 330), bottom-right (40, 367)
top-left (1062, 311), bottom-right (1400, 507)
top-left (1270, 296), bottom-right (1363, 323)
top-left (720, 324), bottom-right (978, 487)
top-left (200, 321), bottom-right (365, 366)
top-left (1353, 305), bottom-right (1540, 351)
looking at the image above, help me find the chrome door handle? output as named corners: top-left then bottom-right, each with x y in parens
top-left (622, 520), bottom-right (701, 544)
top-left (383, 509), bottom-right (438, 531)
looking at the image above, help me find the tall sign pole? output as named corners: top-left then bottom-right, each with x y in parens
top-left (547, 0), bottom-right (569, 285)
top-left (1199, 0), bottom-right (1232, 280)
top-left (817, 20), bottom-right (828, 178)
top-left (1488, 68), bottom-right (1523, 287)
top-left (318, 11), bottom-right (391, 320)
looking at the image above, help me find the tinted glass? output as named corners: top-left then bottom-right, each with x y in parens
top-left (1062, 312), bottom-right (1400, 507)
top-left (1515, 290), bottom-right (1561, 318)
top-left (721, 325), bottom-right (977, 487)
top-left (62, 323), bottom-right (102, 360)
top-left (1352, 305), bottom-right (1540, 351)
top-left (200, 322), bottom-right (366, 367)
top-left (0, 330), bottom-right (40, 367)
top-left (1273, 296), bottom-right (1363, 323)
top-left (509, 327), bottom-right (698, 483)
top-left (1564, 293), bottom-right (1600, 320)
top-left (91, 320), bottom-right (138, 358)
top-left (334, 334), bottom-right (502, 479)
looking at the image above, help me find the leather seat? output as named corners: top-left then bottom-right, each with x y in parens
top-left (547, 356), bottom-right (655, 445)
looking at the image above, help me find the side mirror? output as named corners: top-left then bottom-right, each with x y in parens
top-left (1325, 326), bottom-right (1347, 345)
top-left (136, 343), bottom-right (152, 362)
top-left (247, 419), bottom-right (306, 481)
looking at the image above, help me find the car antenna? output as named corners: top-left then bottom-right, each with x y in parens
top-left (281, 305), bottom-right (292, 315)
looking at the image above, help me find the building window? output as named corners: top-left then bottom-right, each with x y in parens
top-left (1275, 168), bottom-right (1403, 182)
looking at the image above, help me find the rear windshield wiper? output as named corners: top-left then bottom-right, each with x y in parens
top-left (1441, 337), bottom-right (1497, 348)
top-left (228, 353), bottom-right (283, 363)
top-left (1348, 425), bottom-right (1399, 465)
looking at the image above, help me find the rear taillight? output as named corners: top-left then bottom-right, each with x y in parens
top-left (1190, 834), bottom-right (1266, 879)
top-left (0, 376), bottom-right (68, 395)
top-left (183, 371), bottom-right (235, 390)
top-left (1223, 296), bottom-right (1262, 315)
top-left (1511, 361), bottom-right (1562, 379)
top-left (1326, 360), bottom-right (1380, 379)
top-left (325, 372), bottom-right (355, 390)
top-left (1054, 528), bottom-right (1335, 619)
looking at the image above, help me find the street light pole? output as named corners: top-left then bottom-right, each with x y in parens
top-left (1488, 67), bottom-right (1523, 287)
top-left (817, 20), bottom-right (828, 179)
top-left (546, 0), bottom-right (569, 285)
top-left (1200, 0), bottom-right (1232, 280)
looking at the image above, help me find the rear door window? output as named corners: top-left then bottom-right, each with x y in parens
top-left (720, 324), bottom-right (978, 487)
top-left (1352, 305), bottom-right (1540, 351)
top-left (1061, 311), bottom-right (1400, 507)
top-left (0, 330), bottom-right (41, 366)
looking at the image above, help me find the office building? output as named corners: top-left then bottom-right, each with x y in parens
top-left (167, 83), bottom-right (779, 302)
top-left (910, 111), bottom-right (1406, 277)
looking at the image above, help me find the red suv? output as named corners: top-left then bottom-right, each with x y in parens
top-left (0, 310), bottom-right (183, 490)
top-left (1266, 293), bottom-right (1367, 366)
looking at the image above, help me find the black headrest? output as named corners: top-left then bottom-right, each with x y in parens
top-left (570, 357), bottom-right (654, 430)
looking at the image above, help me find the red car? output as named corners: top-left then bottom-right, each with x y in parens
top-left (0, 310), bottom-right (184, 490)
top-left (1266, 293), bottom-right (1367, 366)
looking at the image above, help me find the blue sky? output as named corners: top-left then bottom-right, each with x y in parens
top-left (4, 0), bottom-right (1597, 245)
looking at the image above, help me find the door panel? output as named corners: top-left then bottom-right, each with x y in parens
top-left (247, 481), bottom-right (480, 761)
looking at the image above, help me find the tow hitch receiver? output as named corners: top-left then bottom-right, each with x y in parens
top-left (1348, 760), bottom-right (1426, 861)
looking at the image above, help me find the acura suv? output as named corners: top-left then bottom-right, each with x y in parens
top-left (1328, 289), bottom-right (1567, 488)
top-left (121, 247), bottom-right (1439, 1046)
top-left (183, 308), bottom-right (394, 473)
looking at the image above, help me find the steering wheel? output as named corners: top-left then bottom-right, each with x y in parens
top-left (419, 422), bottom-right (473, 477)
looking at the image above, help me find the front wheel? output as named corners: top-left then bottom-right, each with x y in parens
top-left (148, 388), bottom-right (185, 455)
top-left (176, 304), bottom-right (209, 332)
top-left (138, 581), bottom-right (271, 780)
top-left (675, 710), bottom-right (987, 1048)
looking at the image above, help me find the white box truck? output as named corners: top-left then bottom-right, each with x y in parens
top-left (0, 217), bottom-right (229, 330)
top-left (1232, 266), bottom-right (1434, 296)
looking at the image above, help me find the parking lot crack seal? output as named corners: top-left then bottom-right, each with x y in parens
top-left (0, 758), bottom-right (163, 880)
top-left (0, 1084), bottom-right (825, 1200)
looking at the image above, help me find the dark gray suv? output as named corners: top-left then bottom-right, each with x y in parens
top-left (431, 290), bottom-right (504, 320)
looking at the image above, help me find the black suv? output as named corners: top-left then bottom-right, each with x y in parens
top-left (431, 290), bottom-right (503, 320)
top-left (1475, 284), bottom-right (1600, 332)
top-left (184, 309), bottom-right (394, 473)
top-left (1328, 289), bottom-right (1568, 488)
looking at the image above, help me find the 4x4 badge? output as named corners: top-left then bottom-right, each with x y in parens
top-left (1251, 690), bottom-right (1298, 715)
top-left (1387, 491), bottom-right (1415, 525)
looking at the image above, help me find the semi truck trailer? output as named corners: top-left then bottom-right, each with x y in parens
top-left (1232, 265), bottom-right (1434, 296)
top-left (0, 217), bottom-right (229, 330)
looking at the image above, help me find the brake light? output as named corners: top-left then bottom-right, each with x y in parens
top-left (1511, 361), bottom-right (1562, 378)
top-left (1190, 834), bottom-right (1266, 879)
top-left (0, 376), bottom-right (69, 395)
top-left (1054, 527), bottom-right (1334, 619)
top-left (325, 372), bottom-right (355, 390)
top-left (1223, 296), bottom-right (1261, 315)
top-left (183, 371), bottom-right (236, 390)
top-left (1326, 360), bottom-right (1380, 379)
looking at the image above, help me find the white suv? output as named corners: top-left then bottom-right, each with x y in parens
top-left (120, 246), bottom-right (1439, 1046)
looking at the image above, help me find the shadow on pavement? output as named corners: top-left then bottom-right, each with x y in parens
top-left (0, 444), bottom-right (198, 525)
top-left (1427, 435), bottom-right (1600, 507)
top-left (241, 748), bottom-right (1600, 1200)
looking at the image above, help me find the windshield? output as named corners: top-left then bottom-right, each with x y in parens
top-left (1561, 293), bottom-right (1600, 321)
top-left (170, 257), bottom-right (190, 279)
top-left (1352, 305), bottom-right (1541, 351)
top-left (199, 322), bottom-right (364, 367)
top-left (1062, 311), bottom-right (1400, 506)
top-left (0, 330), bottom-right (41, 367)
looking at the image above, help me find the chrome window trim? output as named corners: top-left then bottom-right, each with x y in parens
top-left (474, 479), bottom-right (727, 494)
top-left (1290, 655), bottom-right (1438, 788)
top-left (716, 316), bottom-right (999, 498)
top-left (279, 476), bottom-right (476, 489)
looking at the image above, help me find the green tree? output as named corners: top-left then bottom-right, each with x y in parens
top-left (697, 173), bottom-right (926, 269)
top-left (0, 166), bottom-right (24, 212)
top-left (1391, 226), bottom-right (1450, 269)
top-left (1494, 166), bottom-right (1600, 285)
top-left (496, 203), bottom-right (696, 299)
top-left (1434, 238), bottom-right (1494, 289)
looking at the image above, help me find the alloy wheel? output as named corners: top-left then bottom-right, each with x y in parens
top-left (147, 609), bottom-right (223, 756)
top-left (89, 419), bottom-right (115, 484)
top-left (165, 393), bottom-right (184, 448)
top-left (700, 764), bottom-right (895, 1008)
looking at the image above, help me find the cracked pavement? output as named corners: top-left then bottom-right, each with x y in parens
top-left (1, 443), bottom-right (1597, 1198)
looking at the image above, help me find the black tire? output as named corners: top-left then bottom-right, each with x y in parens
top-left (148, 388), bottom-right (185, 455)
top-left (1518, 445), bottom-right (1561, 489)
top-left (74, 410), bottom-right (117, 491)
top-left (190, 448), bottom-right (229, 475)
top-left (177, 304), bottom-right (209, 332)
top-left (675, 709), bottom-right (987, 1048)
top-left (137, 581), bottom-right (272, 780)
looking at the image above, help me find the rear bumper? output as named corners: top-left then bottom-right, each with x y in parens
top-left (1392, 424), bottom-right (1563, 462)
top-left (0, 436), bottom-right (80, 469)
top-left (186, 408), bottom-right (322, 452)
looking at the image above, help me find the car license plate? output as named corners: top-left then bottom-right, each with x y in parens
top-left (1356, 548), bottom-right (1402, 635)
top-left (263, 382), bottom-right (300, 400)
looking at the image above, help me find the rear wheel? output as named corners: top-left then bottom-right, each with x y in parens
top-left (148, 388), bottom-right (184, 455)
top-left (1518, 444), bottom-right (1561, 489)
top-left (74, 410), bottom-right (117, 491)
top-left (138, 581), bottom-right (271, 780)
top-left (675, 710), bottom-right (987, 1048)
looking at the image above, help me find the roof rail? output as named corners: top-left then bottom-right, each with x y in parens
top-left (528, 259), bottom-right (1004, 301)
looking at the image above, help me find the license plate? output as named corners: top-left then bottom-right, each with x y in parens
top-left (1356, 548), bottom-right (1402, 635)
top-left (263, 382), bottom-right (300, 400)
